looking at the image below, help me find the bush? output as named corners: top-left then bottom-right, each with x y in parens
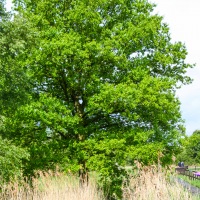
top-left (0, 137), bottom-right (29, 184)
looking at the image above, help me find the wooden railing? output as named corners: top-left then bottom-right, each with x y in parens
top-left (175, 167), bottom-right (200, 180)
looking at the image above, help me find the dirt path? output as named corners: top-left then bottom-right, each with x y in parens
top-left (176, 177), bottom-right (200, 197)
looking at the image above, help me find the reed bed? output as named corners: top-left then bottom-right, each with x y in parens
top-left (0, 165), bottom-right (198, 200)
top-left (0, 170), bottom-right (104, 200)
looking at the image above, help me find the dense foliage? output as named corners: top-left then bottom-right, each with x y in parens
top-left (177, 130), bottom-right (200, 165)
top-left (0, 0), bottom-right (193, 198)
top-left (0, 136), bottom-right (29, 184)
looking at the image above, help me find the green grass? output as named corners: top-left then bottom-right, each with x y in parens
top-left (189, 168), bottom-right (200, 172)
top-left (178, 174), bottom-right (200, 189)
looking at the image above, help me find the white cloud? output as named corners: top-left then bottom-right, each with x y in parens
top-left (152, 0), bottom-right (200, 135)
top-left (5, 0), bottom-right (12, 11)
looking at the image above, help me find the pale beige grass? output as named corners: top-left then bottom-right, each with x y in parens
top-left (1, 166), bottom-right (199, 200)
top-left (0, 170), bottom-right (104, 200)
top-left (122, 165), bottom-right (198, 200)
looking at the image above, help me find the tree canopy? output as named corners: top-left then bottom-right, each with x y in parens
top-left (0, 0), bottom-right (193, 198)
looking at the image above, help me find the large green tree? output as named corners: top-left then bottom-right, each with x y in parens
top-left (2, 0), bottom-right (192, 198)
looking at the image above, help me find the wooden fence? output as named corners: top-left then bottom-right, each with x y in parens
top-left (175, 167), bottom-right (200, 181)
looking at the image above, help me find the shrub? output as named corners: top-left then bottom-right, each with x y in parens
top-left (0, 136), bottom-right (29, 184)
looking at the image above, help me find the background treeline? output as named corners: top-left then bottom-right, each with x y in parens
top-left (0, 0), bottom-right (195, 199)
top-left (177, 130), bottom-right (200, 165)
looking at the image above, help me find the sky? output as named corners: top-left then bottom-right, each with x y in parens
top-left (5, 0), bottom-right (200, 135)
top-left (151, 0), bottom-right (200, 135)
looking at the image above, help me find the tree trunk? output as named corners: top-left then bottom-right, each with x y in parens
top-left (79, 160), bottom-right (89, 185)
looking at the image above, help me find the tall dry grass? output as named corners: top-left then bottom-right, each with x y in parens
top-left (122, 164), bottom-right (198, 200)
top-left (0, 165), bottom-right (198, 200)
top-left (0, 170), bottom-right (104, 200)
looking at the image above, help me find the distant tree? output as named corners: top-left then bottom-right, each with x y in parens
top-left (2, 0), bottom-right (193, 198)
top-left (0, 3), bottom-right (33, 117)
top-left (0, 0), bottom-right (6, 19)
top-left (177, 130), bottom-right (200, 165)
